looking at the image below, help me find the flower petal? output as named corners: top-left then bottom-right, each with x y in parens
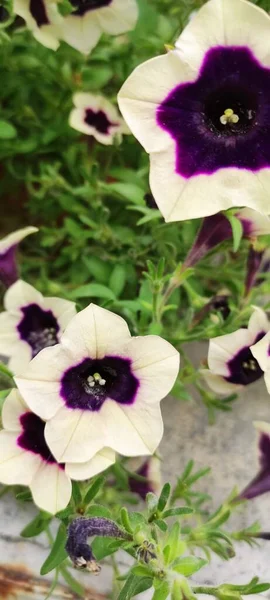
top-left (0, 312), bottom-right (20, 355)
top-left (248, 306), bottom-right (270, 339)
top-left (175, 0), bottom-right (270, 72)
top-left (14, 0), bottom-right (62, 51)
top-left (118, 335), bottom-right (180, 404)
top-left (4, 279), bottom-right (43, 312)
top-left (0, 226), bottom-right (38, 256)
top-left (2, 389), bottom-right (27, 431)
top-left (61, 303), bottom-right (131, 360)
top-left (0, 431), bottom-right (41, 485)
top-left (251, 331), bottom-right (270, 373)
top-left (237, 208), bottom-right (270, 237)
top-left (61, 13), bottom-right (101, 55)
top-left (66, 448), bottom-right (115, 481)
top-left (208, 328), bottom-right (250, 376)
top-left (30, 462), bottom-right (72, 514)
top-left (201, 369), bottom-right (242, 395)
top-left (45, 408), bottom-right (105, 463)
top-left (97, 0), bottom-right (138, 35)
top-left (43, 296), bottom-right (77, 332)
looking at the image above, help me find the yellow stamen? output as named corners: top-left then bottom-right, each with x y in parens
top-left (220, 108), bottom-right (239, 125)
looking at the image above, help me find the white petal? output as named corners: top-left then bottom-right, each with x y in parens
top-left (118, 51), bottom-right (194, 155)
top-left (201, 369), bottom-right (242, 395)
top-left (175, 0), bottom-right (270, 72)
top-left (248, 307), bottom-right (270, 340)
top-left (0, 431), bottom-right (41, 485)
top-left (237, 208), bottom-right (270, 237)
top-left (43, 296), bottom-right (76, 332)
top-left (253, 420), bottom-right (270, 437)
top-left (2, 389), bottom-right (27, 431)
top-left (66, 448), bottom-right (115, 481)
top-left (4, 279), bottom-right (43, 312)
top-left (264, 371), bottom-right (270, 394)
top-left (73, 92), bottom-right (102, 110)
top-left (69, 108), bottom-right (115, 144)
top-left (61, 13), bottom-right (101, 55)
top-left (30, 463), bottom-right (72, 515)
top-left (8, 344), bottom-right (33, 376)
top-left (45, 408), bottom-right (105, 463)
top-left (251, 331), bottom-right (270, 373)
top-left (118, 335), bottom-right (179, 404)
top-left (61, 303), bottom-right (131, 360)
top-left (208, 329), bottom-right (250, 376)
top-left (14, 0), bottom-right (62, 51)
top-left (0, 226), bottom-right (38, 256)
top-left (103, 399), bottom-right (164, 456)
top-left (97, 0), bottom-right (138, 35)
top-left (0, 312), bottom-right (20, 356)
top-left (15, 344), bottom-right (71, 419)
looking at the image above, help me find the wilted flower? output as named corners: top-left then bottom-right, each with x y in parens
top-left (66, 516), bottom-right (131, 571)
top-left (69, 93), bottom-right (129, 145)
top-left (0, 390), bottom-right (115, 514)
top-left (0, 279), bottom-right (76, 375)
top-left (245, 246), bottom-right (265, 297)
top-left (60, 0), bottom-right (138, 55)
top-left (15, 303), bottom-right (179, 464)
top-left (13, 0), bottom-right (63, 50)
top-left (251, 330), bottom-right (270, 393)
top-left (118, 0), bottom-right (270, 222)
top-left (202, 307), bottom-right (269, 395)
top-left (128, 455), bottom-right (162, 500)
top-left (240, 421), bottom-right (270, 500)
top-left (0, 226), bottom-right (38, 289)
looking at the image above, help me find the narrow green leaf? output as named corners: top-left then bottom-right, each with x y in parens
top-left (121, 507), bottom-right (133, 534)
top-left (85, 504), bottom-right (112, 518)
top-left (173, 556), bottom-right (207, 576)
top-left (70, 283), bottom-right (116, 301)
top-left (60, 565), bottom-right (85, 598)
top-left (0, 120), bottom-right (17, 139)
top-left (132, 565), bottom-right (152, 577)
top-left (118, 573), bottom-right (152, 600)
top-left (40, 524), bottom-right (68, 576)
top-left (84, 476), bottom-right (105, 505)
top-left (21, 512), bottom-right (51, 538)
top-left (109, 264), bottom-right (126, 298)
top-left (227, 215), bottom-right (243, 252)
top-left (163, 507), bottom-right (193, 519)
top-left (72, 481), bottom-right (82, 505)
top-left (158, 483), bottom-right (171, 513)
top-left (152, 581), bottom-right (170, 600)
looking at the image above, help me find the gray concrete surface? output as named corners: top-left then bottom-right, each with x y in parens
top-left (1, 363), bottom-right (270, 595)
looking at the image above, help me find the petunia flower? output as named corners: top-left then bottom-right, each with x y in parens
top-left (15, 303), bottom-right (180, 464)
top-left (13, 0), bottom-right (63, 50)
top-left (0, 279), bottom-right (76, 375)
top-left (201, 307), bottom-right (269, 395)
top-left (69, 93), bottom-right (129, 145)
top-left (0, 390), bottom-right (115, 514)
top-left (239, 421), bottom-right (270, 500)
top-left (60, 0), bottom-right (138, 56)
top-left (250, 330), bottom-right (270, 394)
top-left (118, 0), bottom-right (270, 222)
top-left (0, 226), bottom-right (38, 289)
top-left (128, 455), bottom-right (162, 500)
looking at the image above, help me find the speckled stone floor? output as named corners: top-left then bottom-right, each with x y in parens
top-left (1, 362), bottom-right (270, 596)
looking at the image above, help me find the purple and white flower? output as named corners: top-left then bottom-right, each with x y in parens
top-left (60, 0), bottom-right (138, 56)
top-left (13, 0), bottom-right (63, 50)
top-left (0, 226), bottom-right (38, 289)
top-left (69, 93), bottom-right (129, 145)
top-left (15, 303), bottom-right (180, 464)
top-left (251, 331), bottom-right (270, 393)
top-left (118, 0), bottom-right (270, 222)
top-left (0, 279), bottom-right (76, 375)
top-left (0, 390), bottom-right (115, 514)
top-left (128, 455), bottom-right (162, 500)
top-left (240, 421), bottom-right (270, 500)
top-left (202, 307), bottom-right (269, 395)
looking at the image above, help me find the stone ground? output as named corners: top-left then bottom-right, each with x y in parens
top-left (1, 360), bottom-right (270, 597)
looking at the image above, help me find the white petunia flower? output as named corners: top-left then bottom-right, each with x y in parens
top-left (251, 331), bottom-right (270, 394)
top-left (202, 307), bottom-right (270, 395)
top-left (0, 226), bottom-right (38, 289)
top-left (0, 279), bottom-right (76, 375)
top-left (118, 0), bottom-right (270, 222)
top-left (15, 303), bottom-right (180, 464)
top-left (69, 93), bottom-right (129, 145)
top-left (60, 0), bottom-right (138, 56)
top-left (0, 389), bottom-right (115, 514)
top-left (13, 0), bottom-right (63, 50)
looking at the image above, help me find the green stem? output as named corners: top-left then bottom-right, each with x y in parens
top-left (192, 587), bottom-right (218, 596)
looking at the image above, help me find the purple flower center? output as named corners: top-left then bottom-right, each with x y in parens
top-left (157, 46), bottom-right (270, 178)
top-left (17, 303), bottom-right (59, 358)
top-left (29, 0), bottom-right (49, 27)
top-left (70, 0), bottom-right (112, 17)
top-left (18, 412), bottom-right (61, 465)
top-left (225, 332), bottom-right (265, 386)
top-left (84, 108), bottom-right (116, 135)
top-left (61, 356), bottom-right (139, 411)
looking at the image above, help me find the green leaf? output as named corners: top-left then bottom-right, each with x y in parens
top-left (162, 507), bottom-right (194, 519)
top-left (147, 492), bottom-right (158, 514)
top-left (155, 520), bottom-right (168, 532)
top-left (92, 536), bottom-right (124, 560)
top-left (227, 214), bottom-right (243, 252)
top-left (72, 481), bottom-right (82, 506)
top-left (165, 522), bottom-right (184, 564)
top-left (121, 507), bottom-right (133, 534)
top-left (118, 573), bottom-right (153, 600)
top-left (85, 504), bottom-right (112, 518)
top-left (70, 283), bottom-right (116, 301)
top-left (40, 523), bottom-right (68, 575)
top-left (109, 264), bottom-right (126, 298)
top-left (60, 566), bottom-right (85, 598)
top-left (152, 581), bottom-right (170, 600)
top-left (173, 556), bottom-right (207, 576)
top-left (132, 565), bottom-right (152, 577)
top-left (0, 120), bottom-right (17, 139)
top-left (84, 476), bottom-right (105, 506)
top-left (21, 512), bottom-right (52, 538)
top-left (158, 483), bottom-right (171, 513)
top-left (102, 183), bottom-right (145, 206)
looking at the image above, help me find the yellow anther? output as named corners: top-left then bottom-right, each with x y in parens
top-left (220, 108), bottom-right (239, 125)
